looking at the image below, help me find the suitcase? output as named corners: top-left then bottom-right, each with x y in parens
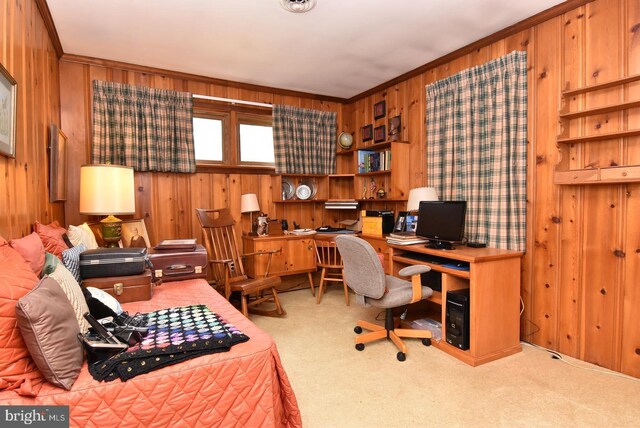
top-left (80, 248), bottom-right (148, 279)
top-left (148, 244), bottom-right (208, 282)
top-left (82, 270), bottom-right (153, 303)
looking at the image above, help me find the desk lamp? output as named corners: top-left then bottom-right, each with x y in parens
top-left (240, 193), bottom-right (260, 235)
top-left (79, 164), bottom-right (135, 247)
top-left (407, 187), bottom-right (439, 212)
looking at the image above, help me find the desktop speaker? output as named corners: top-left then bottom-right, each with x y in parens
top-left (445, 289), bottom-right (470, 350)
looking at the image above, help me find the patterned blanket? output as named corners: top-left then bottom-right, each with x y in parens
top-left (89, 304), bottom-right (249, 382)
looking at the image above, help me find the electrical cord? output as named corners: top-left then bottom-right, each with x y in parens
top-left (521, 341), bottom-right (639, 383)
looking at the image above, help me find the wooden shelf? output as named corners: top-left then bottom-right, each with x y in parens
top-left (556, 75), bottom-right (640, 185)
top-left (554, 165), bottom-right (640, 185)
top-left (557, 129), bottom-right (640, 144)
top-left (559, 99), bottom-right (640, 120)
top-left (562, 73), bottom-right (640, 97)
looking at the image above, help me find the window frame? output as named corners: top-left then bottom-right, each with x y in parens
top-left (236, 112), bottom-right (275, 167)
top-left (193, 100), bottom-right (275, 174)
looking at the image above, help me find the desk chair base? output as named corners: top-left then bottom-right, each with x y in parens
top-left (353, 308), bottom-right (431, 361)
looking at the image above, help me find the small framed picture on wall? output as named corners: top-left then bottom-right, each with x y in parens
top-left (374, 100), bottom-right (386, 120)
top-left (361, 124), bottom-right (373, 142)
top-left (373, 125), bottom-right (386, 143)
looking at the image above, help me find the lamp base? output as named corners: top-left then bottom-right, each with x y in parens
top-left (101, 215), bottom-right (123, 248)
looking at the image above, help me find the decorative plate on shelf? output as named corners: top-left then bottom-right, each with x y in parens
top-left (295, 184), bottom-right (312, 200)
top-left (282, 178), bottom-right (295, 200)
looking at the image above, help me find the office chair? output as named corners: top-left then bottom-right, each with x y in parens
top-left (196, 208), bottom-right (285, 318)
top-left (314, 238), bottom-right (348, 305)
top-left (335, 235), bottom-right (433, 361)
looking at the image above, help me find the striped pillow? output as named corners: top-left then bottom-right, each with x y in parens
top-left (49, 264), bottom-right (91, 334)
top-left (62, 244), bottom-right (86, 284)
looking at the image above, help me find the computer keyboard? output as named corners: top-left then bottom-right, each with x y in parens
top-left (398, 252), bottom-right (449, 265)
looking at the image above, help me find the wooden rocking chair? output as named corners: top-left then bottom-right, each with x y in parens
top-left (196, 208), bottom-right (285, 318)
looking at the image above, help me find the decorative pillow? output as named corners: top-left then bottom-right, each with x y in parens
top-left (34, 221), bottom-right (69, 260)
top-left (67, 223), bottom-right (99, 250)
top-left (9, 232), bottom-right (46, 275)
top-left (62, 244), bottom-right (87, 284)
top-left (49, 264), bottom-right (91, 333)
top-left (15, 276), bottom-right (84, 390)
top-left (86, 287), bottom-right (124, 315)
top-left (0, 241), bottom-right (45, 396)
top-left (41, 252), bottom-right (60, 278)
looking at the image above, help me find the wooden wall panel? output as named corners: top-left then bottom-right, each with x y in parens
top-left (343, 0), bottom-right (638, 376)
top-left (58, 60), bottom-right (342, 248)
top-left (0, 0), bottom-right (61, 239)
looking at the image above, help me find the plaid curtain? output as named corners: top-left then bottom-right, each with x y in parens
top-left (426, 51), bottom-right (527, 251)
top-left (272, 105), bottom-right (337, 174)
top-left (92, 81), bottom-right (196, 173)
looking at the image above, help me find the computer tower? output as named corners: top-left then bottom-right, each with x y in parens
top-left (445, 289), bottom-right (470, 350)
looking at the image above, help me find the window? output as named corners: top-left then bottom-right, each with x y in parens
top-left (193, 116), bottom-right (224, 162)
top-left (238, 114), bottom-right (274, 165)
top-left (193, 102), bottom-right (274, 171)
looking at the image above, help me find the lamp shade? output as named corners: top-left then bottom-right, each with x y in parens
top-left (240, 193), bottom-right (260, 214)
top-left (79, 164), bottom-right (136, 215)
top-left (407, 187), bottom-right (439, 211)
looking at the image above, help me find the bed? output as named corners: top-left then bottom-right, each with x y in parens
top-left (0, 278), bottom-right (302, 427)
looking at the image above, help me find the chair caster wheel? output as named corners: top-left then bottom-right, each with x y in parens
top-left (422, 338), bottom-right (431, 346)
top-left (354, 326), bottom-right (363, 334)
top-left (397, 352), bottom-right (406, 361)
top-left (355, 343), bottom-right (365, 351)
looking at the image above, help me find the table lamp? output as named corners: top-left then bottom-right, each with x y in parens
top-left (240, 193), bottom-right (260, 235)
top-left (79, 164), bottom-right (135, 247)
top-left (407, 187), bottom-right (439, 212)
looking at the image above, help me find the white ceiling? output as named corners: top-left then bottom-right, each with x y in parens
top-left (47, 0), bottom-right (564, 99)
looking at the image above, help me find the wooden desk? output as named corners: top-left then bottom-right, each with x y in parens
top-left (242, 234), bottom-right (316, 286)
top-left (389, 243), bottom-right (523, 366)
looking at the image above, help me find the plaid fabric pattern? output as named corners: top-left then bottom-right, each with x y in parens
top-left (426, 51), bottom-right (527, 251)
top-left (92, 81), bottom-right (196, 173)
top-left (272, 105), bottom-right (337, 174)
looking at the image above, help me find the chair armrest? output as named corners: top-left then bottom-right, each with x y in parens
top-left (398, 265), bottom-right (431, 277)
top-left (398, 264), bottom-right (432, 304)
top-left (242, 249), bottom-right (282, 277)
top-left (208, 258), bottom-right (234, 264)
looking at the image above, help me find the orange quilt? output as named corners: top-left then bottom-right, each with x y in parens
top-left (0, 279), bottom-right (302, 427)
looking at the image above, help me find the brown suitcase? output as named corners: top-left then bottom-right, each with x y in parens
top-left (82, 270), bottom-right (153, 303)
top-left (148, 244), bottom-right (208, 282)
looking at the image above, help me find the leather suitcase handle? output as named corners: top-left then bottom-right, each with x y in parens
top-left (166, 264), bottom-right (195, 275)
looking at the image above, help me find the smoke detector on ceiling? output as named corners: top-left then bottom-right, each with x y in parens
top-left (280, 0), bottom-right (316, 13)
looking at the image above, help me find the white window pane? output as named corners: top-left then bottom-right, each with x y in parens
top-left (193, 118), bottom-right (222, 161)
top-left (239, 124), bottom-right (274, 163)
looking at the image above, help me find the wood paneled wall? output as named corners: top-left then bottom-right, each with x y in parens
top-left (58, 59), bottom-right (343, 248)
top-left (0, 0), bottom-right (62, 239)
top-left (343, 0), bottom-right (639, 377)
top-left (7, 0), bottom-right (637, 377)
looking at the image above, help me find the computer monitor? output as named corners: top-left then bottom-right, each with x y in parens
top-left (415, 201), bottom-right (467, 250)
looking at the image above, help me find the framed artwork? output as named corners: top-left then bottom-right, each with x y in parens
top-left (388, 115), bottom-right (401, 141)
top-left (0, 62), bottom-right (17, 158)
top-left (374, 100), bottom-right (386, 120)
top-left (49, 124), bottom-right (68, 202)
top-left (120, 219), bottom-right (151, 248)
top-left (394, 211), bottom-right (409, 232)
top-left (373, 125), bottom-right (386, 143)
top-left (361, 124), bottom-right (373, 142)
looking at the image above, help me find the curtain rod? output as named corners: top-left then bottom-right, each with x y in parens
top-left (192, 94), bottom-right (273, 108)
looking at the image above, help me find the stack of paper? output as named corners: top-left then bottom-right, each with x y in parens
top-left (324, 199), bottom-right (358, 210)
top-left (386, 232), bottom-right (428, 245)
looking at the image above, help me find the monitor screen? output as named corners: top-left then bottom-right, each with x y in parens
top-left (415, 201), bottom-right (467, 249)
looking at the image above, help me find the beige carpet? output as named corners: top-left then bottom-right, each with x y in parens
top-left (253, 285), bottom-right (640, 428)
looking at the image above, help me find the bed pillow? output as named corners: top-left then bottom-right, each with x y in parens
top-left (0, 240), bottom-right (45, 396)
top-left (67, 223), bottom-right (99, 250)
top-left (49, 264), bottom-right (91, 333)
top-left (86, 287), bottom-right (124, 315)
top-left (41, 252), bottom-right (61, 278)
top-left (15, 276), bottom-right (84, 390)
top-left (9, 232), bottom-right (46, 275)
top-left (62, 244), bottom-right (87, 284)
top-left (34, 221), bottom-right (69, 259)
